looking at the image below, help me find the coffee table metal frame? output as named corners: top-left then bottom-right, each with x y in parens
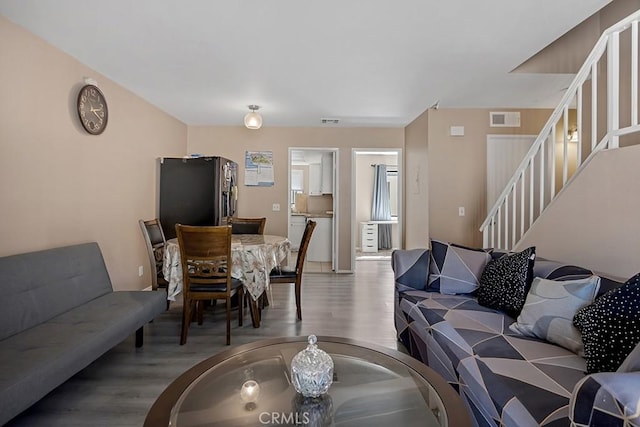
top-left (144, 336), bottom-right (471, 427)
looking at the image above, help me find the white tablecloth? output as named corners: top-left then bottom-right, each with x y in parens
top-left (163, 234), bottom-right (291, 301)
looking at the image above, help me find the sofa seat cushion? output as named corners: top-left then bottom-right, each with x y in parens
top-left (0, 290), bottom-right (166, 424)
top-left (397, 290), bottom-right (586, 426)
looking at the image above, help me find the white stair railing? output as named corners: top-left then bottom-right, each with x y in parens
top-left (481, 10), bottom-right (640, 250)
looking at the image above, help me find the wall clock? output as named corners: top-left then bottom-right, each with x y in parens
top-left (77, 84), bottom-right (108, 135)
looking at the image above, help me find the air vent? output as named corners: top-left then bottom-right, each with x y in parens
top-left (490, 112), bottom-right (521, 127)
top-left (321, 118), bottom-right (340, 125)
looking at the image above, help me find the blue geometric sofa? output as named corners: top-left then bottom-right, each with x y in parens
top-left (393, 248), bottom-right (640, 427)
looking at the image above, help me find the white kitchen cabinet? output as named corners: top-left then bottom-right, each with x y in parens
top-left (360, 222), bottom-right (378, 252)
top-left (288, 215), bottom-right (306, 250)
top-left (307, 217), bottom-right (332, 262)
top-left (308, 164), bottom-right (322, 195)
top-left (321, 152), bottom-right (333, 194)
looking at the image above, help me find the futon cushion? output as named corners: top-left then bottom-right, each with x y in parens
top-left (509, 276), bottom-right (601, 355)
top-left (0, 243), bottom-right (113, 341)
top-left (476, 247), bottom-right (536, 318)
top-left (0, 290), bottom-right (166, 425)
top-left (573, 273), bottom-right (640, 373)
top-left (428, 240), bottom-right (491, 295)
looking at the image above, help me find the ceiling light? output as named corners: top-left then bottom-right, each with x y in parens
top-left (244, 105), bottom-right (263, 130)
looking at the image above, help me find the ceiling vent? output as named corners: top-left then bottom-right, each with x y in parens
top-left (490, 112), bottom-right (521, 127)
top-left (321, 118), bottom-right (340, 125)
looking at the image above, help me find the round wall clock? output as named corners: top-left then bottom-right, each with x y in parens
top-left (77, 84), bottom-right (108, 135)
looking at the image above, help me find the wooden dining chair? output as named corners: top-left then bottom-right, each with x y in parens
top-left (139, 218), bottom-right (170, 310)
top-left (269, 220), bottom-right (316, 320)
top-left (175, 224), bottom-right (244, 345)
top-left (227, 217), bottom-right (266, 235)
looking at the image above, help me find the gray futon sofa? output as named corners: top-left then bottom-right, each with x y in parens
top-left (0, 242), bottom-right (167, 425)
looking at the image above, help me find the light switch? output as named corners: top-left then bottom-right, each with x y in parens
top-left (272, 203), bottom-right (281, 212)
top-left (138, 265), bottom-right (144, 277)
top-left (458, 207), bottom-right (465, 216)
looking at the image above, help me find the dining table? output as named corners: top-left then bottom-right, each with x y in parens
top-left (163, 234), bottom-right (291, 328)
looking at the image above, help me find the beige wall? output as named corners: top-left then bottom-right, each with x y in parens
top-left (6, 11), bottom-right (625, 283)
top-left (517, 144), bottom-right (640, 279)
top-left (427, 109), bottom-right (552, 248)
top-left (0, 16), bottom-right (187, 290)
top-left (187, 126), bottom-right (404, 271)
top-left (513, 0), bottom-right (640, 74)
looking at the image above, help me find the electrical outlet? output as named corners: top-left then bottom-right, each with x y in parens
top-left (272, 203), bottom-right (280, 212)
top-left (138, 265), bottom-right (144, 277)
top-left (458, 207), bottom-right (465, 216)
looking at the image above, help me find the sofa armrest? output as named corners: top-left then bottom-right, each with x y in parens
top-left (569, 371), bottom-right (640, 426)
top-left (391, 249), bottom-right (430, 292)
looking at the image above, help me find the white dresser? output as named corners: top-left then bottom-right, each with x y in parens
top-left (360, 222), bottom-right (378, 253)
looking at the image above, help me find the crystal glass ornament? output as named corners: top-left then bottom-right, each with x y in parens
top-left (290, 335), bottom-right (334, 397)
top-left (292, 393), bottom-right (333, 427)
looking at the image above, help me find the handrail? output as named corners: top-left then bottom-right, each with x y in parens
top-left (480, 9), bottom-right (640, 249)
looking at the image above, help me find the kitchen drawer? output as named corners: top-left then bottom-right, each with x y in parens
top-left (360, 222), bottom-right (378, 253)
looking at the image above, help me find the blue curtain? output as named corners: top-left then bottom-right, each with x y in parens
top-left (371, 164), bottom-right (392, 249)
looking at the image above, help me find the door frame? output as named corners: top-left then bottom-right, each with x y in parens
top-left (288, 147), bottom-right (339, 271)
top-left (351, 148), bottom-right (403, 268)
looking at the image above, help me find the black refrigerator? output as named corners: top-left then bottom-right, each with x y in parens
top-left (158, 156), bottom-right (238, 239)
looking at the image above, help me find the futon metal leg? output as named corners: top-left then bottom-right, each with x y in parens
top-left (135, 327), bottom-right (144, 348)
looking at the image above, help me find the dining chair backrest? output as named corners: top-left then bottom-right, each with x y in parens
top-left (228, 217), bottom-right (266, 235)
top-left (269, 219), bottom-right (316, 321)
top-left (139, 218), bottom-right (167, 291)
top-left (175, 224), bottom-right (243, 345)
top-left (175, 224), bottom-right (233, 294)
top-left (295, 220), bottom-right (317, 274)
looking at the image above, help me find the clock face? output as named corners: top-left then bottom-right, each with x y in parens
top-left (77, 84), bottom-right (108, 135)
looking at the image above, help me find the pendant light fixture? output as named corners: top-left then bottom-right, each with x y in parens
top-left (244, 105), bottom-right (263, 129)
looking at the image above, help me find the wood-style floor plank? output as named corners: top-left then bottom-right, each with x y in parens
top-left (6, 259), bottom-right (399, 427)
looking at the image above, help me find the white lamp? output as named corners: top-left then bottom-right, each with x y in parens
top-left (244, 105), bottom-right (263, 129)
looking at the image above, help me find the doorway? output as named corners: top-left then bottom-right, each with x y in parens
top-left (288, 148), bottom-right (338, 273)
top-left (487, 135), bottom-right (536, 209)
top-left (351, 149), bottom-right (403, 265)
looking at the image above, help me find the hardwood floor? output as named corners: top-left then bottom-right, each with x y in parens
top-left (7, 259), bottom-right (400, 427)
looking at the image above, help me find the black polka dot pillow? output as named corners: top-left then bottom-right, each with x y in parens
top-left (476, 247), bottom-right (536, 318)
top-left (573, 272), bottom-right (640, 373)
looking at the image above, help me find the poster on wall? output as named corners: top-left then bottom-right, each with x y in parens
top-left (244, 151), bottom-right (274, 186)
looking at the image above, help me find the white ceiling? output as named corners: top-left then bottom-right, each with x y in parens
top-left (0, 0), bottom-right (611, 127)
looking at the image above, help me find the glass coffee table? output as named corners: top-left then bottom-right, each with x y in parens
top-left (144, 336), bottom-right (471, 427)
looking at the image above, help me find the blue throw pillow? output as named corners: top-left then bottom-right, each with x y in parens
top-left (573, 272), bottom-right (640, 373)
top-left (428, 239), bottom-right (491, 295)
top-left (391, 249), bottom-right (430, 291)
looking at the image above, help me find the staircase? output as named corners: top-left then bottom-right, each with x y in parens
top-left (480, 10), bottom-right (640, 250)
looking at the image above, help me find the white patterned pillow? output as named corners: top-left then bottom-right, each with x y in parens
top-left (510, 276), bottom-right (601, 355)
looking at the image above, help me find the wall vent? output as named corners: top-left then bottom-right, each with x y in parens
top-left (490, 112), bottom-right (521, 127)
top-left (321, 118), bottom-right (340, 124)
